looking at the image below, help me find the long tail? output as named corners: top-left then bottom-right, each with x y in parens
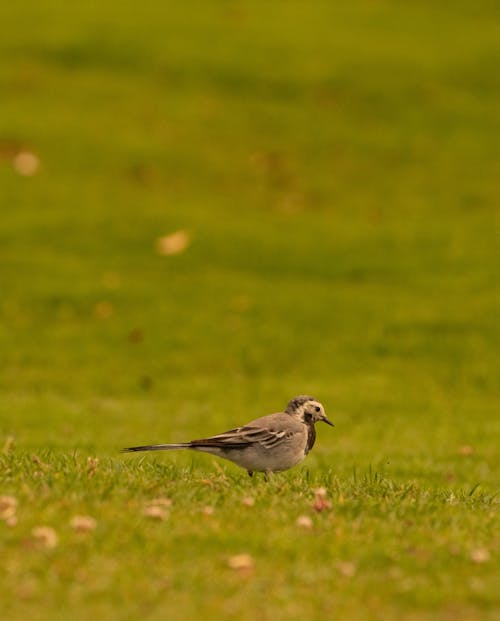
top-left (121, 443), bottom-right (190, 453)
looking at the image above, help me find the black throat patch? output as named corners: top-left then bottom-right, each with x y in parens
top-left (305, 423), bottom-right (316, 455)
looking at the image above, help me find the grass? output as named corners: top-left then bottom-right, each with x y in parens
top-left (1, 454), bottom-right (498, 621)
top-left (0, 1), bottom-right (499, 619)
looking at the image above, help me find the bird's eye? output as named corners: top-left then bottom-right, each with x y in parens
top-left (315, 406), bottom-right (320, 412)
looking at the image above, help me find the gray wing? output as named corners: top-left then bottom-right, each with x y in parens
top-left (189, 422), bottom-right (297, 451)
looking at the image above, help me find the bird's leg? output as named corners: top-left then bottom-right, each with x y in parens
top-left (247, 470), bottom-right (253, 477)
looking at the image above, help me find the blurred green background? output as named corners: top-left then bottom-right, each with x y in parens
top-left (1, 2), bottom-right (499, 619)
top-left (1, 1), bottom-right (499, 474)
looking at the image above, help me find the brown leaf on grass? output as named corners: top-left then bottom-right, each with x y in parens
top-left (470, 547), bottom-right (490, 564)
top-left (227, 553), bottom-right (254, 571)
top-left (202, 506), bottom-right (215, 516)
top-left (313, 497), bottom-right (333, 512)
top-left (0, 495), bottom-right (17, 521)
top-left (13, 151), bottom-right (40, 176)
top-left (143, 505), bottom-right (169, 520)
top-left (242, 496), bottom-right (255, 507)
top-left (31, 526), bottom-right (58, 549)
top-left (70, 515), bottom-right (97, 533)
top-left (0, 495), bottom-right (17, 511)
top-left (156, 230), bottom-right (191, 256)
top-left (337, 561), bottom-right (356, 577)
top-left (457, 445), bottom-right (474, 456)
top-left (296, 515), bottom-right (313, 529)
top-left (314, 487), bottom-right (328, 498)
top-left (312, 487), bottom-right (332, 512)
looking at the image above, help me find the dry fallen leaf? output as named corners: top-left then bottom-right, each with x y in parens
top-left (312, 487), bottom-right (332, 512)
top-left (470, 547), bottom-right (490, 564)
top-left (143, 505), bottom-right (169, 520)
top-left (202, 506), bottom-right (215, 516)
top-left (296, 515), bottom-right (313, 529)
top-left (0, 495), bottom-right (18, 520)
top-left (0, 495), bottom-right (18, 526)
top-left (337, 561), bottom-right (356, 577)
top-left (31, 526), bottom-right (58, 549)
top-left (314, 487), bottom-right (328, 498)
top-left (227, 554), bottom-right (254, 570)
top-left (457, 445), bottom-right (475, 456)
top-left (70, 515), bottom-right (97, 533)
top-left (242, 496), bottom-right (255, 507)
top-left (13, 151), bottom-right (40, 176)
top-left (313, 497), bottom-right (332, 512)
top-left (156, 230), bottom-right (191, 256)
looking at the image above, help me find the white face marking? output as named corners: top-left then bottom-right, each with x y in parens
top-left (294, 400), bottom-right (324, 424)
top-left (286, 396), bottom-right (332, 427)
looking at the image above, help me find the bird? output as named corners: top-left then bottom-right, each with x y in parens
top-left (122, 395), bottom-right (333, 475)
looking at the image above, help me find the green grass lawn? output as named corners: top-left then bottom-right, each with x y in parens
top-left (1, 1), bottom-right (499, 619)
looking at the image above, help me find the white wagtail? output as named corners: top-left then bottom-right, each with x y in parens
top-left (122, 395), bottom-right (333, 475)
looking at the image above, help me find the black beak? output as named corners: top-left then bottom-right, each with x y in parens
top-left (322, 416), bottom-right (335, 427)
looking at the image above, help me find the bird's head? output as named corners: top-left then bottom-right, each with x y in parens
top-left (285, 395), bottom-right (334, 427)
